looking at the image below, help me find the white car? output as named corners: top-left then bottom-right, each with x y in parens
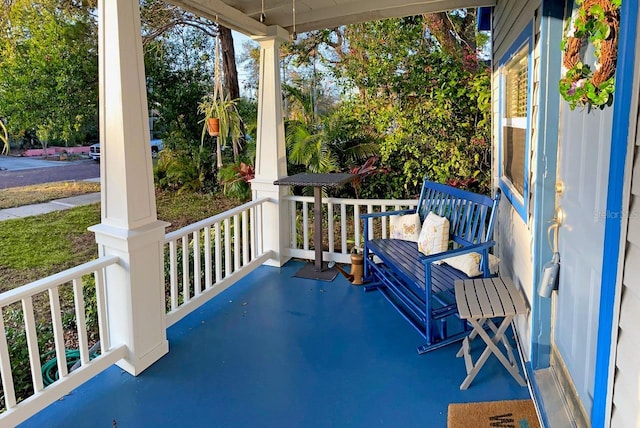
top-left (89, 139), bottom-right (163, 161)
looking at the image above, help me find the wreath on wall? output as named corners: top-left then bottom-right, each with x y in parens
top-left (559, 0), bottom-right (621, 110)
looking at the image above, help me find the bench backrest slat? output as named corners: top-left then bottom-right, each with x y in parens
top-left (415, 179), bottom-right (500, 246)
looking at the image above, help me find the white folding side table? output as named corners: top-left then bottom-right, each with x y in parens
top-left (454, 276), bottom-right (528, 390)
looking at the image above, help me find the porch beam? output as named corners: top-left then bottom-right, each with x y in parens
top-left (172, 0), bottom-right (269, 36)
top-left (168, 0), bottom-right (497, 35)
top-left (280, 0), bottom-right (497, 33)
top-left (250, 26), bottom-right (291, 267)
top-left (91, 0), bottom-right (169, 375)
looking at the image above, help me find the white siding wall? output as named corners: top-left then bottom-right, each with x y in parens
top-left (492, 0), bottom-right (541, 360)
top-left (612, 138), bottom-right (640, 427)
top-left (611, 16), bottom-right (640, 424)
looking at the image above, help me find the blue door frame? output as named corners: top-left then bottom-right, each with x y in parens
top-left (530, 0), bottom-right (564, 372)
top-left (528, 0), bottom-right (638, 425)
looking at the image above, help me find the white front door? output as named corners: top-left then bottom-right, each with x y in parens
top-left (553, 104), bottom-right (613, 419)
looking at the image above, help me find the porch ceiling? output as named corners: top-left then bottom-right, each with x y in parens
top-left (167, 0), bottom-right (496, 36)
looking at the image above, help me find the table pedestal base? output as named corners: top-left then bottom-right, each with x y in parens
top-left (273, 173), bottom-right (356, 284)
top-left (454, 277), bottom-right (528, 390)
top-left (293, 262), bottom-right (338, 281)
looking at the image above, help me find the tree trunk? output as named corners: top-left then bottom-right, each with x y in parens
top-left (219, 25), bottom-right (240, 101)
top-left (423, 12), bottom-right (478, 69)
top-left (218, 25), bottom-right (244, 160)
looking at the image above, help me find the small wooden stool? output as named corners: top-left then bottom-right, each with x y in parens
top-left (455, 277), bottom-right (528, 390)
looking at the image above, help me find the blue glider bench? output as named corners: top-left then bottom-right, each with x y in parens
top-left (361, 179), bottom-right (501, 353)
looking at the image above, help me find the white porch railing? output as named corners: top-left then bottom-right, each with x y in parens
top-left (0, 194), bottom-right (414, 426)
top-left (164, 197), bottom-right (274, 327)
top-left (0, 197), bottom-right (274, 426)
top-left (0, 255), bottom-right (127, 427)
top-left (284, 196), bottom-right (418, 263)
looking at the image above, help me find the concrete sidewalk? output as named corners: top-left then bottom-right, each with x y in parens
top-left (0, 192), bottom-right (100, 221)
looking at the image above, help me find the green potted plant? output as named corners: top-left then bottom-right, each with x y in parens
top-left (198, 94), bottom-right (244, 168)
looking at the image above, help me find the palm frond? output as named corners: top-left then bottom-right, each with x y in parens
top-left (0, 120), bottom-right (8, 155)
top-left (283, 84), bottom-right (315, 124)
top-left (342, 141), bottom-right (379, 162)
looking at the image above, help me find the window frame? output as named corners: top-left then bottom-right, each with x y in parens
top-left (498, 22), bottom-right (534, 221)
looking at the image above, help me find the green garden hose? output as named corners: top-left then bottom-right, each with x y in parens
top-left (41, 347), bottom-right (99, 386)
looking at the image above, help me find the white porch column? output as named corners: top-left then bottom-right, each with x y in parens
top-left (251, 26), bottom-right (291, 267)
top-left (89, 0), bottom-right (169, 375)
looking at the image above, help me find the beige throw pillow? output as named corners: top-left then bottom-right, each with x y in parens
top-left (418, 212), bottom-right (450, 256)
top-left (441, 252), bottom-right (500, 277)
top-left (389, 213), bottom-right (421, 241)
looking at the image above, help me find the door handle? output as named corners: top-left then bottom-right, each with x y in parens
top-left (548, 214), bottom-right (561, 253)
top-left (555, 207), bottom-right (565, 227)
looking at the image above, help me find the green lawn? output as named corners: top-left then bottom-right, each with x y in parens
top-left (0, 186), bottom-right (249, 407)
top-left (0, 181), bottom-right (100, 209)
top-left (0, 189), bottom-right (245, 292)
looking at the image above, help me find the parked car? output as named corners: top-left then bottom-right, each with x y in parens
top-left (89, 139), bottom-right (163, 161)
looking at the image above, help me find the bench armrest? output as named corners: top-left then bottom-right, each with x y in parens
top-left (360, 209), bottom-right (416, 220)
top-left (417, 241), bottom-right (496, 265)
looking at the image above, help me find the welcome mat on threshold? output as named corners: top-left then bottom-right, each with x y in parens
top-left (448, 399), bottom-right (541, 428)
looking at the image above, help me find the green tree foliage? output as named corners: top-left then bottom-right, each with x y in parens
top-left (0, 0), bottom-right (98, 147)
top-left (141, 0), bottom-right (222, 147)
top-left (141, 2), bottom-right (254, 192)
top-left (289, 12), bottom-right (492, 195)
top-left (144, 32), bottom-right (213, 146)
top-left (138, 6), bottom-right (219, 193)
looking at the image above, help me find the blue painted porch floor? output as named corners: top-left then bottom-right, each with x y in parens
top-left (21, 261), bottom-right (531, 428)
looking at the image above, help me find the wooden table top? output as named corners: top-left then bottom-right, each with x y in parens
top-left (455, 277), bottom-right (528, 319)
top-left (274, 173), bottom-right (355, 187)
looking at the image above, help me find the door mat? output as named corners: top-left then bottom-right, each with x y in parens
top-left (448, 399), bottom-right (541, 428)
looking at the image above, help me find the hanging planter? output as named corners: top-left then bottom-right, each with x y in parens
top-left (197, 34), bottom-right (244, 168)
top-left (206, 117), bottom-right (220, 136)
top-left (559, 0), bottom-right (621, 110)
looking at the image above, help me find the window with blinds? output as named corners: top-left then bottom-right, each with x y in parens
top-left (502, 44), bottom-right (529, 198)
top-left (505, 47), bottom-right (529, 118)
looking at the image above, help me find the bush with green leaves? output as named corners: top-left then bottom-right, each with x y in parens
top-left (0, 274), bottom-right (100, 410)
top-left (1, 305), bottom-right (54, 410)
top-left (155, 146), bottom-right (218, 194)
